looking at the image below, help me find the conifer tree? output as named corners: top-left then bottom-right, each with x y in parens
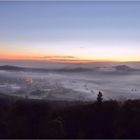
top-left (97, 91), bottom-right (103, 104)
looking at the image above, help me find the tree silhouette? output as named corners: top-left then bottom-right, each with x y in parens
top-left (97, 91), bottom-right (103, 104)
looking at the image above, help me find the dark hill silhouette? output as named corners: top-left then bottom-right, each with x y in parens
top-left (0, 92), bottom-right (140, 138)
top-left (114, 65), bottom-right (137, 72)
top-left (0, 65), bottom-right (139, 73)
top-left (0, 65), bottom-right (51, 72)
top-left (0, 65), bottom-right (92, 73)
top-left (0, 65), bottom-right (26, 71)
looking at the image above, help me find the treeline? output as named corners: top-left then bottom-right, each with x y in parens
top-left (0, 93), bottom-right (140, 138)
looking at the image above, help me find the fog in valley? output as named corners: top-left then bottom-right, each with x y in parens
top-left (0, 61), bottom-right (140, 101)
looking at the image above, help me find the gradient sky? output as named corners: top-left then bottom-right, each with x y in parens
top-left (0, 1), bottom-right (140, 62)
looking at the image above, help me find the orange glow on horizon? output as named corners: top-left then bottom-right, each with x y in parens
top-left (0, 53), bottom-right (140, 63)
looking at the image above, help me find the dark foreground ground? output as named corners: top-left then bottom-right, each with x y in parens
top-left (0, 93), bottom-right (140, 139)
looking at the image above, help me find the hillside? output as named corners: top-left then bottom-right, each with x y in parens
top-left (0, 93), bottom-right (139, 138)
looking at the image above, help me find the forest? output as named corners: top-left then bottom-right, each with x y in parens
top-left (0, 92), bottom-right (139, 139)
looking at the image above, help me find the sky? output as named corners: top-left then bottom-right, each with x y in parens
top-left (0, 1), bottom-right (140, 62)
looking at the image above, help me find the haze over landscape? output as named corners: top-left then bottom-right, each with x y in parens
top-left (0, 1), bottom-right (140, 101)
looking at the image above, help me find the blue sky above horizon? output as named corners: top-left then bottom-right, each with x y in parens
top-left (0, 1), bottom-right (140, 62)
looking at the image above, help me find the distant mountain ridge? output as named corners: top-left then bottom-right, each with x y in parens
top-left (0, 65), bottom-right (92, 72)
top-left (0, 65), bottom-right (139, 73)
top-left (0, 65), bottom-right (51, 72)
top-left (0, 65), bottom-right (26, 71)
top-left (113, 65), bottom-right (136, 72)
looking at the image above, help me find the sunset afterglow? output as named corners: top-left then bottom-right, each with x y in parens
top-left (0, 1), bottom-right (140, 62)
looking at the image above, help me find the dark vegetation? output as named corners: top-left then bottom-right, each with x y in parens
top-left (0, 92), bottom-right (140, 138)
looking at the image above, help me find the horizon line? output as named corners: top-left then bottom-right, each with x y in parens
top-left (0, 58), bottom-right (140, 64)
